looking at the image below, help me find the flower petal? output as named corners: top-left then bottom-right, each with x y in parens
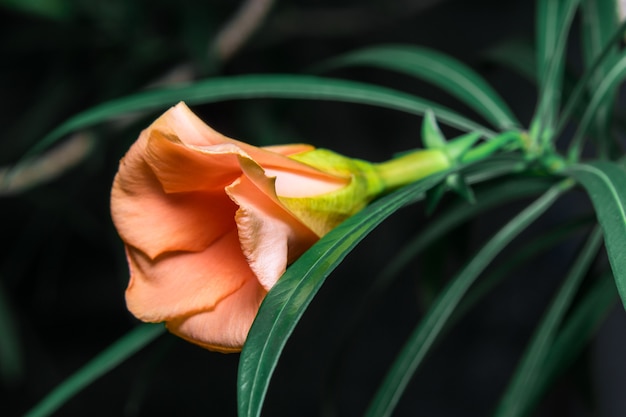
top-left (261, 143), bottom-right (315, 156)
top-left (227, 156), bottom-right (319, 290)
top-left (125, 229), bottom-right (255, 322)
top-left (111, 133), bottom-right (237, 259)
top-left (144, 131), bottom-right (247, 193)
top-left (161, 102), bottom-right (348, 185)
top-left (165, 278), bottom-right (266, 353)
top-left (264, 167), bottom-right (348, 198)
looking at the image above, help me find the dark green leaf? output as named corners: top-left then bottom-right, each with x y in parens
top-left (581, 0), bottom-right (619, 82)
top-left (556, 19), bottom-right (626, 140)
top-left (461, 214), bottom-right (594, 318)
top-left (237, 171), bottom-right (450, 417)
top-left (23, 324), bottom-right (165, 417)
top-left (24, 75), bottom-right (493, 159)
top-left (364, 183), bottom-right (568, 417)
top-left (522, 272), bottom-right (618, 415)
top-left (532, 0), bottom-right (580, 144)
top-left (572, 0), bottom-right (621, 157)
top-left (322, 176), bottom-right (554, 416)
top-left (382, 176), bottom-right (554, 288)
top-left (317, 44), bottom-right (519, 129)
top-left (568, 50), bottom-right (626, 159)
top-left (566, 162), bottom-right (626, 307)
top-left (493, 227), bottom-right (603, 417)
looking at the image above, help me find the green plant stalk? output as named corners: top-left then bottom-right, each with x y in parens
top-left (374, 130), bottom-right (525, 192)
top-left (373, 149), bottom-right (451, 191)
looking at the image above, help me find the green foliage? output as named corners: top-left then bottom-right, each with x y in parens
top-left (23, 324), bottom-right (164, 417)
top-left (238, 171), bottom-right (450, 417)
top-left (531, 0), bottom-right (580, 148)
top-left (365, 184), bottom-right (567, 417)
top-left (568, 52), bottom-right (626, 159)
top-left (24, 74), bottom-right (493, 161)
top-left (567, 162), bottom-right (626, 306)
top-left (493, 227), bottom-right (603, 417)
top-left (317, 44), bottom-right (520, 130)
top-left (7, 1), bottom-right (626, 417)
top-left (524, 272), bottom-right (618, 414)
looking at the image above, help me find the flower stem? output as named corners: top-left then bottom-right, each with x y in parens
top-left (374, 149), bottom-right (451, 191)
top-left (373, 130), bottom-right (526, 192)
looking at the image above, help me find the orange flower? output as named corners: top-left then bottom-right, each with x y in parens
top-left (110, 102), bottom-right (393, 352)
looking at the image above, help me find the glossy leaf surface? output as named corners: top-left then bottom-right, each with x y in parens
top-left (237, 171), bottom-right (450, 417)
top-left (319, 44), bottom-right (519, 129)
top-left (567, 162), bottom-right (626, 307)
top-left (364, 184), bottom-right (567, 417)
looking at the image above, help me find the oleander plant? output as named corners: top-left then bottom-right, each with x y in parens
top-left (5, 0), bottom-right (626, 416)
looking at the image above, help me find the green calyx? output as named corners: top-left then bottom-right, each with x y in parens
top-left (282, 146), bottom-right (453, 236)
top-left (281, 148), bottom-right (387, 237)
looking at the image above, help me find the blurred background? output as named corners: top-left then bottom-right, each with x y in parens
top-left (2, 0), bottom-right (619, 416)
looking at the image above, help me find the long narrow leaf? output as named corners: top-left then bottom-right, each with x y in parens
top-left (237, 171), bottom-right (449, 417)
top-left (379, 177), bottom-right (553, 289)
top-left (320, 176), bottom-right (554, 413)
top-left (521, 272), bottom-right (618, 416)
top-left (578, 0), bottom-right (620, 157)
top-left (580, 0), bottom-right (619, 98)
top-left (317, 45), bottom-right (519, 129)
top-left (457, 214), bottom-right (594, 323)
top-left (532, 0), bottom-right (580, 144)
top-left (556, 19), bottom-right (626, 139)
top-left (568, 51), bottom-right (626, 159)
top-left (493, 227), bottom-right (604, 417)
top-left (567, 162), bottom-right (626, 307)
top-left (23, 75), bottom-right (493, 159)
top-left (364, 182), bottom-right (568, 417)
top-left (23, 324), bottom-right (165, 417)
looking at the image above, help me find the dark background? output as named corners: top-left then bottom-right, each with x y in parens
top-left (2, 0), bottom-right (623, 416)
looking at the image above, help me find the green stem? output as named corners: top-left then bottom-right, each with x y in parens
top-left (374, 149), bottom-right (450, 191)
top-left (373, 130), bottom-right (526, 192)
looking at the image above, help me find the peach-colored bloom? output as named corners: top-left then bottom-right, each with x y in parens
top-left (111, 102), bottom-right (388, 352)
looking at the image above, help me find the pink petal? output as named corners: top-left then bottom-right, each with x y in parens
top-left (165, 278), bottom-right (266, 352)
top-left (144, 131), bottom-right (248, 193)
top-left (111, 133), bottom-right (237, 259)
top-left (125, 229), bottom-right (255, 322)
top-left (161, 103), bottom-right (348, 186)
top-left (261, 143), bottom-right (315, 155)
top-left (227, 156), bottom-right (319, 290)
